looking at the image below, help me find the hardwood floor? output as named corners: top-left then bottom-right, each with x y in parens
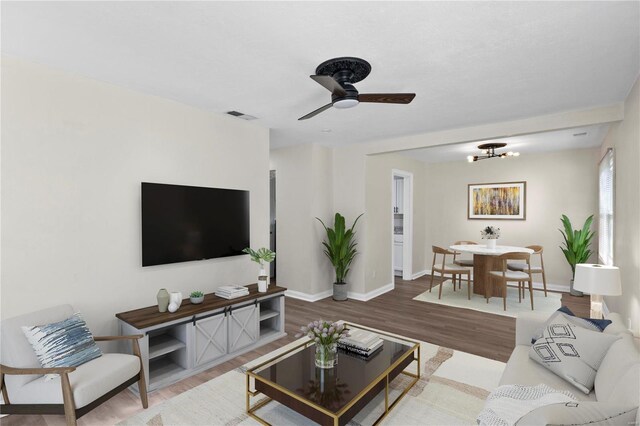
top-left (1, 276), bottom-right (588, 426)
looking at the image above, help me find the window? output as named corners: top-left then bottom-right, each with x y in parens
top-left (598, 148), bottom-right (614, 265)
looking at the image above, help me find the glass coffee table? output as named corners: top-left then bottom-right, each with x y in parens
top-left (246, 323), bottom-right (420, 426)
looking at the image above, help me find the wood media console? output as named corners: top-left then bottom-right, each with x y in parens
top-left (116, 284), bottom-right (286, 392)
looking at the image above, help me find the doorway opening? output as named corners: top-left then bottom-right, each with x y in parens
top-left (392, 169), bottom-right (413, 283)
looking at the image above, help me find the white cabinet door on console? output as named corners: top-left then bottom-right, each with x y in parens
top-left (193, 314), bottom-right (228, 367)
top-left (228, 304), bottom-right (258, 353)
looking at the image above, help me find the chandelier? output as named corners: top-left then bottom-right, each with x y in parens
top-left (467, 143), bottom-right (520, 162)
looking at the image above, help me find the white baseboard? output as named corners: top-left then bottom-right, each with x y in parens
top-left (412, 270), bottom-right (428, 280)
top-left (531, 282), bottom-right (568, 293)
top-left (286, 283), bottom-right (395, 303)
top-left (348, 282), bottom-right (395, 301)
top-left (285, 278), bottom-right (569, 303)
top-left (285, 289), bottom-right (332, 302)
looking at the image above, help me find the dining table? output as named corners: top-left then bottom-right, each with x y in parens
top-left (449, 244), bottom-right (535, 297)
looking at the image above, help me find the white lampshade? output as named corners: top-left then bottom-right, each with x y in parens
top-left (574, 264), bottom-right (622, 296)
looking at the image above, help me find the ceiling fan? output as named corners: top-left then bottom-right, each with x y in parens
top-left (298, 57), bottom-right (416, 121)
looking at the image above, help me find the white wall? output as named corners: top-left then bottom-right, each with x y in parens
top-left (601, 75), bottom-right (640, 334)
top-left (1, 58), bottom-right (270, 337)
top-left (365, 153), bottom-right (427, 292)
top-left (270, 144), bottom-right (334, 298)
top-left (423, 148), bottom-right (599, 289)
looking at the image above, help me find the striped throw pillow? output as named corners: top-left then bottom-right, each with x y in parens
top-left (22, 313), bottom-right (102, 380)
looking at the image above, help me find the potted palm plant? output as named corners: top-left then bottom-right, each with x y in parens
top-left (559, 214), bottom-right (594, 296)
top-left (317, 213), bottom-right (363, 301)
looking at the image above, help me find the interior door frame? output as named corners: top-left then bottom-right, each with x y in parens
top-left (391, 169), bottom-right (413, 282)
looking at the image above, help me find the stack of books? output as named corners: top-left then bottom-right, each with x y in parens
top-left (337, 329), bottom-right (383, 358)
top-left (215, 285), bottom-right (249, 300)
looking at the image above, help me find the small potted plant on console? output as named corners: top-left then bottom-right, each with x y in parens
top-left (189, 291), bottom-right (204, 304)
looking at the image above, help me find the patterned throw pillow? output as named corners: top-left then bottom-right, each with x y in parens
top-left (22, 313), bottom-right (102, 380)
top-left (531, 307), bottom-right (612, 343)
top-left (529, 319), bottom-right (620, 394)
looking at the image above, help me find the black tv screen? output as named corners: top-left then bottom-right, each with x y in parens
top-left (141, 182), bottom-right (250, 267)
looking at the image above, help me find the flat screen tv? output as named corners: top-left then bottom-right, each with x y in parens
top-left (142, 182), bottom-right (250, 267)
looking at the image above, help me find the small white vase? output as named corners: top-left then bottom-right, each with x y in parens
top-left (169, 292), bottom-right (183, 309)
top-left (257, 279), bottom-right (268, 293)
top-left (259, 267), bottom-right (270, 287)
top-left (486, 239), bottom-right (497, 249)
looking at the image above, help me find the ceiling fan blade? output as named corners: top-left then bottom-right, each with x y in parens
top-left (298, 103), bottom-right (333, 121)
top-left (310, 75), bottom-right (347, 97)
top-left (358, 93), bottom-right (416, 104)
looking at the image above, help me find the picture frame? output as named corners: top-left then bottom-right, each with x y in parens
top-left (468, 181), bottom-right (526, 220)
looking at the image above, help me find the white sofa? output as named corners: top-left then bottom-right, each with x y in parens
top-left (499, 311), bottom-right (640, 425)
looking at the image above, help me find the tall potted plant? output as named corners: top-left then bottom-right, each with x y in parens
top-left (317, 213), bottom-right (363, 301)
top-left (559, 214), bottom-right (594, 296)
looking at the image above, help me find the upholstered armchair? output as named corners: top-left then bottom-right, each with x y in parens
top-left (0, 304), bottom-right (148, 425)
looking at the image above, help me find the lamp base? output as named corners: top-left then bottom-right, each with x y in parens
top-left (590, 294), bottom-right (604, 319)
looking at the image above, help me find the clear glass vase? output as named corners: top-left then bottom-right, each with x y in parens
top-left (315, 343), bottom-right (337, 369)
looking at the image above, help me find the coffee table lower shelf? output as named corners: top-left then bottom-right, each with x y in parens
top-left (246, 342), bottom-right (420, 426)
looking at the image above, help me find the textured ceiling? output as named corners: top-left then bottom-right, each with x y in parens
top-left (2, 2), bottom-right (638, 149)
top-left (397, 124), bottom-right (609, 163)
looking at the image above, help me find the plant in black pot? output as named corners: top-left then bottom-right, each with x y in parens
top-left (317, 213), bottom-right (363, 301)
top-left (559, 214), bottom-right (595, 296)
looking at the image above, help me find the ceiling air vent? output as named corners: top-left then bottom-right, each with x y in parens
top-left (226, 111), bottom-right (257, 120)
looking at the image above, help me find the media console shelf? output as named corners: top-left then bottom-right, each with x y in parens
top-left (116, 284), bottom-right (286, 392)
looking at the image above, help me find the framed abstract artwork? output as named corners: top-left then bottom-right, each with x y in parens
top-left (468, 181), bottom-right (526, 220)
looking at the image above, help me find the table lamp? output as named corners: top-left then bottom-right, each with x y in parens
top-left (573, 263), bottom-right (622, 319)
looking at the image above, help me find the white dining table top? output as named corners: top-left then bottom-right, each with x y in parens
top-left (449, 244), bottom-right (534, 256)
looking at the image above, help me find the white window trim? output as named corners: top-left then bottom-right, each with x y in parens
top-left (598, 148), bottom-right (614, 266)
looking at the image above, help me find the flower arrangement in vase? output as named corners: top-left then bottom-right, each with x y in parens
top-left (297, 320), bottom-right (349, 369)
top-left (481, 226), bottom-right (501, 249)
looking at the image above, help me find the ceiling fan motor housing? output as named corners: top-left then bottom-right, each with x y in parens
top-left (332, 83), bottom-right (359, 107)
top-left (316, 57), bottom-right (371, 107)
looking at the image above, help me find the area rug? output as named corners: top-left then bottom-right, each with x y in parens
top-left (413, 280), bottom-right (562, 318)
top-left (119, 327), bottom-right (505, 425)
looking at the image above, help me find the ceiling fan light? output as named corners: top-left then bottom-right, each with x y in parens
top-left (333, 98), bottom-right (359, 109)
top-left (507, 151), bottom-right (513, 156)
top-left (467, 155), bottom-right (474, 162)
top-left (514, 152), bottom-right (520, 156)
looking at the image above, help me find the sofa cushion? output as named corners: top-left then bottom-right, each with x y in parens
top-left (0, 304), bottom-right (75, 390)
top-left (22, 313), bottom-right (102, 380)
top-left (500, 345), bottom-right (596, 401)
top-left (606, 363), bottom-right (640, 409)
top-left (7, 353), bottom-right (140, 408)
top-left (595, 333), bottom-right (639, 402)
top-left (602, 313), bottom-right (630, 336)
top-left (529, 319), bottom-right (620, 394)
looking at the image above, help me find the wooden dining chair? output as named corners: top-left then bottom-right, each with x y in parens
top-left (452, 241), bottom-right (477, 289)
top-left (452, 241), bottom-right (477, 267)
top-left (429, 246), bottom-right (472, 300)
top-left (507, 245), bottom-right (547, 297)
top-left (488, 252), bottom-right (534, 311)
